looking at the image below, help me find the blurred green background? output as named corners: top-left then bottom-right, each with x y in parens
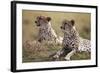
top-left (22, 10), bottom-right (91, 63)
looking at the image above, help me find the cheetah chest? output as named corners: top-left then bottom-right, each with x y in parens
top-left (39, 28), bottom-right (54, 41)
top-left (63, 34), bottom-right (79, 49)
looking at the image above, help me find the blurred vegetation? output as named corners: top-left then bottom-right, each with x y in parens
top-left (22, 10), bottom-right (91, 63)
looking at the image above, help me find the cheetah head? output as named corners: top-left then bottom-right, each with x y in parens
top-left (60, 19), bottom-right (75, 34)
top-left (35, 16), bottom-right (51, 28)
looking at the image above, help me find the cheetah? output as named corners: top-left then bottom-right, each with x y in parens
top-left (35, 16), bottom-right (63, 44)
top-left (52, 19), bottom-right (91, 60)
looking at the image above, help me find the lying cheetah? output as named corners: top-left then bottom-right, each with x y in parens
top-left (35, 16), bottom-right (62, 44)
top-left (52, 19), bottom-right (91, 60)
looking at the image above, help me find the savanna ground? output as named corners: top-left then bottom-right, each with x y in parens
top-left (22, 10), bottom-right (91, 63)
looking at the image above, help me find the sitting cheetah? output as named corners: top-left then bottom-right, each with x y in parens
top-left (52, 19), bottom-right (91, 60)
top-left (35, 16), bottom-right (63, 44)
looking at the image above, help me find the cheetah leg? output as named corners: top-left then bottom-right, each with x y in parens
top-left (53, 49), bottom-right (64, 59)
top-left (64, 49), bottom-right (76, 61)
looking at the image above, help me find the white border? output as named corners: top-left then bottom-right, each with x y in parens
top-left (16, 4), bottom-right (96, 70)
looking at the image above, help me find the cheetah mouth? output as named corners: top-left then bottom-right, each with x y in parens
top-left (60, 27), bottom-right (65, 31)
top-left (35, 21), bottom-right (41, 26)
top-left (60, 26), bottom-right (65, 30)
top-left (60, 27), bottom-right (69, 34)
top-left (61, 29), bottom-right (70, 34)
top-left (36, 24), bottom-right (40, 26)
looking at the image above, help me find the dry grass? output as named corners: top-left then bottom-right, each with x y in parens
top-left (23, 40), bottom-right (62, 62)
top-left (23, 40), bottom-right (90, 62)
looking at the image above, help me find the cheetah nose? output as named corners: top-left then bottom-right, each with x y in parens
top-left (35, 21), bottom-right (37, 23)
top-left (60, 26), bottom-right (63, 29)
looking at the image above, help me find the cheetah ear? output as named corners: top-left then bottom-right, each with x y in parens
top-left (47, 17), bottom-right (51, 21)
top-left (70, 20), bottom-right (75, 26)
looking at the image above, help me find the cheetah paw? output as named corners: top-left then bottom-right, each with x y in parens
top-left (64, 57), bottom-right (70, 61)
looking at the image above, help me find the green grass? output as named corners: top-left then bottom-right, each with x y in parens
top-left (22, 10), bottom-right (91, 63)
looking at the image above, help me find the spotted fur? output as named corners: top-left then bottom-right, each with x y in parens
top-left (35, 16), bottom-right (62, 44)
top-left (53, 19), bottom-right (91, 60)
top-left (78, 37), bottom-right (91, 52)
